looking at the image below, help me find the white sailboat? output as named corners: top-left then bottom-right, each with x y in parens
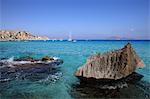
top-left (68, 32), bottom-right (73, 41)
top-left (68, 32), bottom-right (77, 42)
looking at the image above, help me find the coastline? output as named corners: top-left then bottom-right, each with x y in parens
top-left (0, 39), bottom-right (150, 42)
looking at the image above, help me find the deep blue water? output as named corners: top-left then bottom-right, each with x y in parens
top-left (0, 40), bottom-right (150, 98)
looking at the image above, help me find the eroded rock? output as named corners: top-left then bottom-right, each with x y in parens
top-left (75, 43), bottom-right (144, 80)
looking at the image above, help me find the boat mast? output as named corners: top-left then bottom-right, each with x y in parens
top-left (68, 32), bottom-right (72, 41)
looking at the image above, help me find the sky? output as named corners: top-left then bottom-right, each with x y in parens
top-left (0, 0), bottom-right (149, 39)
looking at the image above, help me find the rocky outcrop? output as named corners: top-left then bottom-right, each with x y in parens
top-left (0, 30), bottom-right (49, 41)
top-left (42, 56), bottom-right (54, 61)
top-left (0, 56), bottom-right (63, 66)
top-left (75, 43), bottom-right (144, 80)
top-left (0, 56), bottom-right (63, 82)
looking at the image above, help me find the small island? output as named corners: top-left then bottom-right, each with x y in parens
top-left (0, 30), bottom-right (49, 41)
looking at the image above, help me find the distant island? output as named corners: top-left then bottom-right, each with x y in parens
top-left (0, 30), bottom-right (49, 41)
top-left (105, 36), bottom-right (146, 40)
top-left (106, 36), bottom-right (133, 40)
top-left (0, 30), bottom-right (148, 41)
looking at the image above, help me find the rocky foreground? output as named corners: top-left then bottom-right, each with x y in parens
top-left (75, 43), bottom-right (144, 85)
top-left (0, 30), bottom-right (49, 41)
top-left (0, 56), bottom-right (63, 82)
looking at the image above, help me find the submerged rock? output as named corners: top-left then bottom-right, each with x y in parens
top-left (0, 56), bottom-right (63, 82)
top-left (71, 79), bottom-right (150, 98)
top-left (0, 56), bottom-right (63, 66)
top-left (75, 43), bottom-right (144, 80)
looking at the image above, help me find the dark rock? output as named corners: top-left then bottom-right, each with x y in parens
top-left (14, 56), bottom-right (35, 61)
top-left (0, 57), bottom-right (63, 82)
top-left (76, 72), bottom-right (143, 89)
top-left (70, 80), bottom-right (150, 98)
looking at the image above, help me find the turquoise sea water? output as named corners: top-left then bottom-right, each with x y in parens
top-left (0, 40), bottom-right (150, 98)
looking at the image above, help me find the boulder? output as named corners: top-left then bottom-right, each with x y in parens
top-left (41, 56), bottom-right (54, 61)
top-left (75, 43), bottom-right (144, 80)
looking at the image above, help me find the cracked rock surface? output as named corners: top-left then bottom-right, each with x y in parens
top-left (75, 43), bottom-right (144, 80)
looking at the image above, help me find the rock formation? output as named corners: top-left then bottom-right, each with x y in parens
top-left (0, 30), bottom-right (49, 41)
top-left (0, 56), bottom-right (63, 82)
top-left (42, 56), bottom-right (54, 61)
top-left (0, 56), bottom-right (63, 66)
top-left (75, 43), bottom-right (144, 80)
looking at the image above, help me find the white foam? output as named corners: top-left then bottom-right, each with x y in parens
top-left (7, 56), bottom-right (14, 62)
top-left (0, 57), bottom-right (15, 68)
top-left (38, 72), bottom-right (62, 83)
top-left (53, 57), bottom-right (59, 60)
top-left (0, 78), bottom-right (10, 82)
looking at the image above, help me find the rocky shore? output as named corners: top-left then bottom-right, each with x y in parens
top-left (0, 56), bottom-right (63, 82)
top-left (0, 30), bottom-right (49, 41)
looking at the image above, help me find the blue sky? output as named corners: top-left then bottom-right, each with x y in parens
top-left (1, 0), bottom-right (149, 39)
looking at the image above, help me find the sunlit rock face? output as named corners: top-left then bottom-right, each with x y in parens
top-left (75, 43), bottom-right (144, 80)
top-left (0, 30), bottom-right (49, 41)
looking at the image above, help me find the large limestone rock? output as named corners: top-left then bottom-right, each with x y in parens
top-left (75, 43), bottom-right (144, 80)
top-left (0, 30), bottom-right (49, 41)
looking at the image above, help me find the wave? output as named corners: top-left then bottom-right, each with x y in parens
top-left (0, 57), bottom-right (15, 68)
top-left (7, 56), bottom-right (14, 62)
top-left (38, 72), bottom-right (63, 84)
top-left (0, 78), bottom-right (11, 82)
top-left (53, 57), bottom-right (60, 60)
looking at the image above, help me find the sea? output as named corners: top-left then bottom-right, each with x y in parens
top-left (0, 40), bottom-right (150, 99)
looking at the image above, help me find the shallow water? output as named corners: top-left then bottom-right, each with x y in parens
top-left (0, 40), bottom-right (150, 99)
